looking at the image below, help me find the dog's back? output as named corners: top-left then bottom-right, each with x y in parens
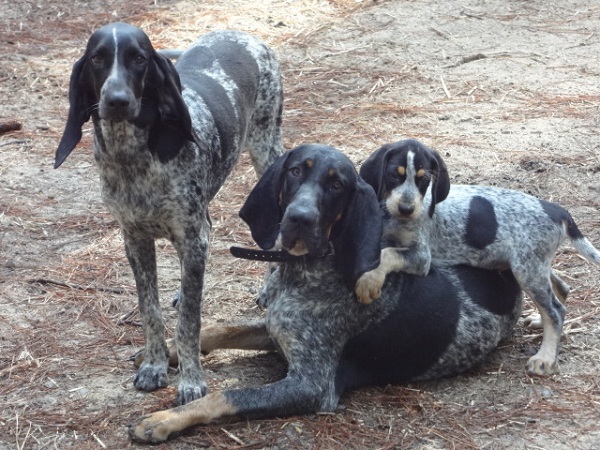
top-left (176, 31), bottom-right (283, 196)
top-left (430, 184), bottom-right (600, 269)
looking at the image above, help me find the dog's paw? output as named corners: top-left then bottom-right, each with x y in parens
top-left (355, 269), bottom-right (385, 304)
top-left (522, 312), bottom-right (543, 329)
top-left (134, 362), bottom-right (169, 391)
top-left (129, 410), bottom-right (177, 444)
top-left (177, 377), bottom-right (208, 405)
top-left (177, 365), bottom-right (208, 405)
top-left (526, 355), bottom-right (557, 376)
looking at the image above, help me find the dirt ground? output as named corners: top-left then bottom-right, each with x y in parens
top-left (1, 0), bottom-right (599, 448)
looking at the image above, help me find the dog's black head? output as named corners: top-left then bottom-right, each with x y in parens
top-left (359, 139), bottom-right (450, 219)
top-left (55, 22), bottom-right (193, 168)
top-left (240, 144), bottom-right (382, 290)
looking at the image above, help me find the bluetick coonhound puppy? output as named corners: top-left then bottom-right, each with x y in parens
top-left (356, 139), bottom-right (600, 375)
top-left (54, 22), bottom-right (283, 404)
top-left (129, 144), bottom-right (523, 443)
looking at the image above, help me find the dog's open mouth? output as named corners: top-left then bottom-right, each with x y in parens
top-left (284, 238), bottom-right (310, 256)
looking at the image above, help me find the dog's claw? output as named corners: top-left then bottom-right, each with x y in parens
top-left (177, 380), bottom-right (208, 405)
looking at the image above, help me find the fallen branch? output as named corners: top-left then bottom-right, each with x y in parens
top-left (446, 53), bottom-right (487, 68)
top-left (29, 278), bottom-right (130, 294)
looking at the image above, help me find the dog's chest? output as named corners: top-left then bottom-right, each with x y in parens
top-left (383, 217), bottom-right (423, 246)
top-left (94, 123), bottom-right (206, 237)
top-left (265, 260), bottom-right (376, 344)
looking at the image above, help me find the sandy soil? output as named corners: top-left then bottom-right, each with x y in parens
top-left (1, 0), bottom-right (599, 448)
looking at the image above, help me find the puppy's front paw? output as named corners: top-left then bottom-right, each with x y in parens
top-left (355, 269), bottom-right (385, 304)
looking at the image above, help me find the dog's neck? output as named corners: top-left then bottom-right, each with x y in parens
top-left (93, 119), bottom-right (150, 166)
top-left (383, 211), bottom-right (429, 248)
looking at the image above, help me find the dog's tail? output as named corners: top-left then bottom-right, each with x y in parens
top-left (158, 49), bottom-right (185, 60)
top-left (566, 219), bottom-right (600, 267)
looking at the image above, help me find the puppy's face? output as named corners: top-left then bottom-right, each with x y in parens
top-left (383, 147), bottom-right (435, 221)
top-left (83, 23), bottom-right (153, 121)
top-left (277, 146), bottom-right (357, 256)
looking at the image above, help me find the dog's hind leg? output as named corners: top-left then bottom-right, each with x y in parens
top-left (551, 271), bottom-right (570, 304)
top-left (515, 267), bottom-right (566, 375)
top-left (523, 270), bottom-right (570, 329)
top-left (124, 232), bottom-right (169, 392)
top-left (245, 69), bottom-right (283, 176)
top-left (201, 321), bottom-right (276, 354)
top-left (133, 321), bottom-right (276, 368)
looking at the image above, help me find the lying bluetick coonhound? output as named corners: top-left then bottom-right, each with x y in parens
top-left (54, 22), bottom-right (283, 404)
top-left (129, 144), bottom-right (523, 443)
top-left (355, 139), bottom-right (600, 376)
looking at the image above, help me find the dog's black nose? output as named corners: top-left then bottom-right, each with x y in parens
top-left (107, 91), bottom-right (131, 109)
top-left (398, 204), bottom-right (415, 216)
top-left (286, 208), bottom-right (316, 229)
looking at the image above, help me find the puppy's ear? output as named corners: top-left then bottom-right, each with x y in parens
top-left (358, 143), bottom-right (394, 200)
top-left (55, 57), bottom-right (92, 168)
top-left (239, 150), bottom-right (293, 250)
top-left (331, 177), bottom-right (382, 291)
top-left (427, 147), bottom-right (450, 217)
top-left (147, 52), bottom-right (194, 162)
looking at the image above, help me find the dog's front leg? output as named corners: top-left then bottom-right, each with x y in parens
top-left (129, 376), bottom-right (325, 444)
top-left (355, 247), bottom-right (408, 304)
top-left (355, 243), bottom-right (431, 304)
top-left (124, 232), bottom-right (169, 391)
top-left (175, 234), bottom-right (209, 405)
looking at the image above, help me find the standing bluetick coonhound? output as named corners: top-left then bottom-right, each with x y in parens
top-left (54, 22), bottom-right (283, 404)
top-left (355, 139), bottom-right (600, 376)
top-left (129, 144), bottom-right (523, 443)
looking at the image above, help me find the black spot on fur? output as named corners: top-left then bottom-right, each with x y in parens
top-left (465, 196), bottom-right (497, 249)
top-left (338, 267), bottom-right (459, 389)
top-left (540, 198), bottom-right (583, 240)
top-left (457, 266), bottom-right (520, 316)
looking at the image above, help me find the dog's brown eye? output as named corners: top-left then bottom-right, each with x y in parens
top-left (91, 55), bottom-right (103, 64)
top-left (133, 55), bottom-right (146, 65)
top-left (331, 180), bottom-right (344, 192)
top-left (289, 167), bottom-right (301, 177)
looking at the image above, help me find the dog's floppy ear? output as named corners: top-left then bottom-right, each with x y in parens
top-left (55, 57), bottom-right (93, 169)
top-left (239, 150), bottom-right (293, 250)
top-left (331, 177), bottom-right (382, 291)
top-left (147, 52), bottom-right (194, 162)
top-left (358, 143), bottom-right (394, 200)
top-left (426, 147), bottom-right (450, 217)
